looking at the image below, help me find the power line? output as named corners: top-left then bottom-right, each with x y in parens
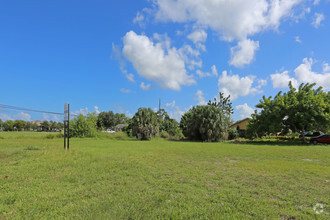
top-left (0, 104), bottom-right (78, 116)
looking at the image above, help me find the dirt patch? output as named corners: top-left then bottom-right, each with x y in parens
top-left (301, 158), bottom-right (319, 162)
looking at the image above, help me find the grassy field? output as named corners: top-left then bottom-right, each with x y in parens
top-left (0, 132), bottom-right (329, 219)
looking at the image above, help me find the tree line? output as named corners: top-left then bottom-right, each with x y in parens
top-left (2, 82), bottom-right (328, 142)
top-left (0, 120), bottom-right (64, 132)
top-left (67, 92), bottom-right (234, 141)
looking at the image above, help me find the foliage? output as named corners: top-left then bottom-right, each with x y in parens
top-left (97, 111), bottom-right (129, 130)
top-left (69, 113), bottom-right (98, 137)
top-left (41, 121), bottom-right (50, 132)
top-left (114, 113), bottom-right (128, 125)
top-left (97, 111), bottom-right (115, 129)
top-left (157, 109), bottom-right (183, 139)
top-left (246, 82), bottom-right (330, 141)
top-left (179, 111), bottom-right (192, 136)
top-left (228, 128), bottom-right (239, 140)
top-left (3, 120), bottom-right (15, 131)
top-left (13, 120), bottom-right (27, 130)
top-left (208, 92), bottom-right (234, 116)
top-left (180, 93), bottom-right (233, 141)
top-left (181, 105), bottom-right (226, 142)
top-left (208, 92), bottom-right (234, 137)
top-left (123, 118), bottom-right (133, 137)
top-left (131, 108), bottom-right (159, 140)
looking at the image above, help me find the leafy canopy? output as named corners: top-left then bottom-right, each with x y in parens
top-left (131, 108), bottom-right (159, 140)
top-left (246, 82), bottom-right (330, 140)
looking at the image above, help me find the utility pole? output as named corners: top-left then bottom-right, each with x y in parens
top-left (64, 102), bottom-right (70, 150)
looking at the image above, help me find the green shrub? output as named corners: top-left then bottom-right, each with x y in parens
top-left (56, 133), bottom-right (64, 138)
top-left (45, 134), bottom-right (56, 139)
top-left (181, 105), bottom-right (226, 142)
top-left (228, 129), bottom-right (239, 140)
top-left (159, 131), bottom-right (170, 139)
top-left (69, 113), bottom-right (98, 138)
top-left (122, 124), bottom-right (132, 137)
top-left (131, 108), bottom-right (159, 140)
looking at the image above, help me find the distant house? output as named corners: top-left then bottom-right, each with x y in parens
top-left (32, 120), bottom-right (42, 131)
top-left (114, 124), bottom-right (128, 132)
top-left (230, 118), bottom-right (250, 137)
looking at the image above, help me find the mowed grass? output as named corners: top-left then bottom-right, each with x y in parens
top-left (0, 132), bottom-right (329, 219)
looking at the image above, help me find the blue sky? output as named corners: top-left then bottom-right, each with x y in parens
top-left (0, 0), bottom-right (329, 122)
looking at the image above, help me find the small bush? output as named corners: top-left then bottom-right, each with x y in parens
top-left (70, 113), bottom-right (98, 138)
top-left (45, 134), bottom-right (56, 139)
top-left (228, 129), bottom-right (239, 140)
top-left (122, 126), bottom-right (132, 137)
top-left (160, 131), bottom-right (170, 139)
top-left (56, 133), bottom-right (64, 138)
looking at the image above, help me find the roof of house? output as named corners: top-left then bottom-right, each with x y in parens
top-left (114, 124), bottom-right (128, 129)
top-left (32, 120), bottom-right (42, 126)
top-left (230, 118), bottom-right (250, 128)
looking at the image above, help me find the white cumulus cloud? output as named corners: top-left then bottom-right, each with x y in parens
top-left (151, 0), bottom-right (304, 66)
top-left (196, 65), bottom-right (218, 78)
top-left (270, 58), bottom-right (330, 89)
top-left (312, 13), bottom-right (325, 28)
top-left (229, 39), bottom-right (259, 68)
top-left (120, 88), bottom-right (131, 93)
top-left (313, 0), bottom-right (320, 5)
top-left (294, 58), bottom-right (330, 89)
top-left (154, 0), bottom-right (302, 41)
top-left (236, 103), bottom-right (255, 119)
top-left (140, 82), bottom-right (151, 90)
top-left (187, 30), bottom-right (207, 44)
top-left (295, 36), bottom-right (302, 43)
top-left (195, 90), bottom-right (207, 105)
top-left (270, 70), bottom-right (299, 88)
top-left (218, 70), bottom-right (259, 100)
top-left (72, 107), bottom-right (89, 116)
top-left (15, 112), bottom-right (31, 121)
top-left (112, 43), bottom-right (135, 83)
top-left (165, 100), bottom-right (175, 107)
top-left (122, 31), bottom-right (195, 90)
top-left (0, 113), bottom-right (13, 121)
top-left (94, 106), bottom-right (100, 115)
top-left (323, 63), bottom-right (330, 72)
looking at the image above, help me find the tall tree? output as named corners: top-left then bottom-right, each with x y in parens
top-left (131, 108), bottom-right (159, 140)
top-left (14, 120), bottom-right (27, 130)
top-left (208, 92), bottom-right (234, 138)
top-left (181, 105), bottom-right (226, 142)
top-left (113, 113), bottom-right (128, 125)
top-left (3, 120), bottom-right (15, 131)
top-left (41, 121), bottom-right (50, 132)
top-left (157, 109), bottom-right (182, 138)
top-left (247, 82), bottom-right (330, 141)
top-left (97, 111), bottom-right (115, 129)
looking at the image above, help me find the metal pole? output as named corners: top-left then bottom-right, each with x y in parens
top-left (64, 104), bottom-right (66, 150)
top-left (67, 104), bottom-right (70, 150)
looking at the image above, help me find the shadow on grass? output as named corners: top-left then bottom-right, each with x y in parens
top-left (166, 137), bottom-right (314, 146)
top-left (227, 139), bottom-right (310, 146)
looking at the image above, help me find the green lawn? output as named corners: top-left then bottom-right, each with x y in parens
top-left (0, 132), bottom-right (329, 219)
